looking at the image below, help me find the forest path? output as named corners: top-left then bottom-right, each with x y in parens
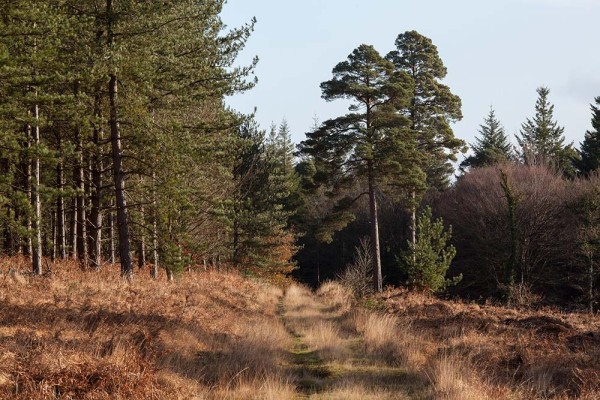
top-left (279, 285), bottom-right (425, 400)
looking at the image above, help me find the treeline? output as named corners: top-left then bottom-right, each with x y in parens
top-left (0, 0), bottom-right (298, 281)
top-left (293, 31), bottom-right (600, 310)
top-left (5, 1), bottom-right (600, 310)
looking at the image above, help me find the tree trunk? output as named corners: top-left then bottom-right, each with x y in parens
top-left (108, 209), bottom-right (115, 264)
top-left (589, 254), bottom-right (594, 314)
top-left (56, 141), bottom-right (66, 259)
top-left (69, 198), bottom-right (77, 259)
top-left (31, 103), bottom-right (42, 275)
top-left (411, 191), bottom-right (417, 264)
top-left (109, 72), bottom-right (133, 279)
top-left (368, 162), bottom-right (382, 292)
top-left (24, 124), bottom-right (32, 257)
top-left (151, 173), bottom-right (159, 279)
top-left (75, 111), bottom-right (88, 268)
top-left (89, 89), bottom-right (104, 270)
top-left (138, 203), bottom-right (146, 268)
top-left (151, 218), bottom-right (159, 279)
top-left (51, 210), bottom-right (56, 261)
top-left (107, 0), bottom-right (133, 279)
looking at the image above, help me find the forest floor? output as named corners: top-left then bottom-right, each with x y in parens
top-left (1, 256), bottom-right (600, 399)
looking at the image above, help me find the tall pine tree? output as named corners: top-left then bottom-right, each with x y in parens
top-left (387, 31), bottom-right (465, 190)
top-left (299, 44), bottom-right (416, 292)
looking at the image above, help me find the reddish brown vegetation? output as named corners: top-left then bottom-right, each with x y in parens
top-left (383, 288), bottom-right (600, 398)
top-left (0, 257), bottom-right (289, 399)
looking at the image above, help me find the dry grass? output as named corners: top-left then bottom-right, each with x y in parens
top-left (381, 287), bottom-right (600, 399)
top-left (428, 354), bottom-right (489, 400)
top-left (310, 383), bottom-right (408, 399)
top-left (353, 311), bottom-right (423, 368)
top-left (317, 281), bottom-right (354, 313)
top-left (0, 256), bottom-right (295, 399)
top-left (284, 284), bottom-right (351, 362)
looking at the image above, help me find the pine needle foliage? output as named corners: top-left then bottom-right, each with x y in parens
top-left (401, 207), bottom-right (459, 292)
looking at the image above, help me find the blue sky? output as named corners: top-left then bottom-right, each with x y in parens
top-left (222, 0), bottom-right (600, 161)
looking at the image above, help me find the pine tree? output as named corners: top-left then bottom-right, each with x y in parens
top-left (299, 44), bottom-right (418, 292)
top-left (517, 87), bottom-right (576, 176)
top-left (387, 30), bottom-right (465, 190)
top-left (576, 97), bottom-right (600, 176)
top-left (401, 206), bottom-right (459, 293)
top-left (461, 107), bottom-right (513, 169)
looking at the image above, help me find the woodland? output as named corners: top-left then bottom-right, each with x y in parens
top-left (2, 0), bottom-right (600, 313)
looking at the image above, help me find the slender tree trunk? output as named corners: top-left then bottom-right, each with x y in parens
top-left (108, 209), bottom-right (115, 264)
top-left (89, 89), bottom-right (104, 269)
top-left (31, 103), bottom-right (42, 275)
top-left (4, 205), bottom-right (15, 255)
top-left (368, 162), bottom-right (382, 292)
top-left (151, 205), bottom-right (159, 279)
top-left (24, 125), bottom-right (32, 257)
top-left (411, 191), bottom-right (417, 264)
top-left (75, 107), bottom-right (88, 268)
top-left (137, 203), bottom-right (146, 268)
top-left (107, 0), bottom-right (133, 278)
top-left (51, 210), bottom-right (56, 261)
top-left (109, 72), bottom-right (133, 278)
top-left (589, 254), bottom-right (594, 314)
top-left (69, 198), bottom-right (77, 259)
top-left (56, 141), bottom-right (66, 259)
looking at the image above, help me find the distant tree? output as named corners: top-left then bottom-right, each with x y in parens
top-left (299, 44), bottom-right (417, 292)
top-left (575, 97), bottom-right (600, 176)
top-left (517, 87), bottom-right (576, 177)
top-left (401, 206), bottom-right (459, 293)
top-left (461, 107), bottom-right (513, 169)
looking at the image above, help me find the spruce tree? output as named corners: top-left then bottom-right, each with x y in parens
top-left (461, 107), bottom-right (513, 169)
top-left (517, 87), bottom-right (576, 176)
top-left (576, 97), bottom-right (600, 176)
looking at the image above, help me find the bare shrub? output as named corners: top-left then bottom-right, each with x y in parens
top-left (338, 237), bottom-right (373, 298)
top-left (436, 163), bottom-right (578, 302)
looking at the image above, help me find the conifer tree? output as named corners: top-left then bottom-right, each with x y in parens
top-left (517, 87), bottom-right (576, 176)
top-left (299, 44), bottom-right (416, 292)
top-left (387, 31), bottom-right (465, 190)
top-left (401, 206), bottom-right (459, 293)
top-left (576, 97), bottom-right (600, 176)
top-left (462, 107), bottom-right (513, 169)
top-left (231, 120), bottom-right (297, 279)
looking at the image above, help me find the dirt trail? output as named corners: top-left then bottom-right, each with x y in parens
top-left (279, 285), bottom-right (427, 400)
